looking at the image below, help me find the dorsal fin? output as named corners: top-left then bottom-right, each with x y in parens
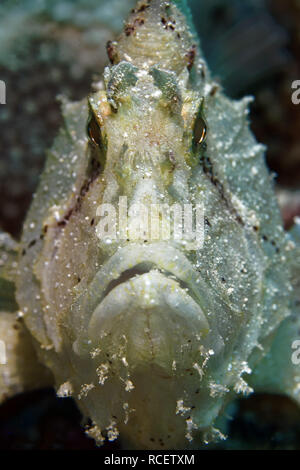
top-left (109, 0), bottom-right (197, 74)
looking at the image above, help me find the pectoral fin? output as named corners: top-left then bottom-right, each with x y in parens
top-left (249, 220), bottom-right (300, 405)
top-left (0, 232), bottom-right (53, 403)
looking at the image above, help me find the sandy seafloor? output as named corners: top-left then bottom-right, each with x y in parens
top-left (0, 0), bottom-right (299, 450)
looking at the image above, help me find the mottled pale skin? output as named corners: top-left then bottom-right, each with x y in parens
top-left (0, 0), bottom-right (299, 450)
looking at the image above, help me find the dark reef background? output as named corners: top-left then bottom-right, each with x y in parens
top-left (0, 0), bottom-right (299, 450)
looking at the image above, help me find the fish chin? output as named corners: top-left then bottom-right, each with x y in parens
top-left (69, 247), bottom-right (226, 447)
top-left (79, 272), bottom-right (219, 449)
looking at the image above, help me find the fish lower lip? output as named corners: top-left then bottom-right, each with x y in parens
top-left (88, 271), bottom-right (210, 350)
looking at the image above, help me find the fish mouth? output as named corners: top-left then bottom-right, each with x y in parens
top-left (71, 242), bottom-right (213, 359)
top-left (83, 242), bottom-right (211, 316)
top-left (87, 269), bottom-right (210, 363)
top-left (102, 261), bottom-right (196, 304)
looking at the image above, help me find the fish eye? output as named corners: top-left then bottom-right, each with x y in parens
top-left (193, 114), bottom-right (207, 146)
top-left (87, 114), bottom-right (102, 147)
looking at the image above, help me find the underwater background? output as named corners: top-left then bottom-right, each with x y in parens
top-left (0, 0), bottom-right (299, 450)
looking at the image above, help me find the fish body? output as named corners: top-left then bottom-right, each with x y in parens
top-left (0, 0), bottom-right (299, 449)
